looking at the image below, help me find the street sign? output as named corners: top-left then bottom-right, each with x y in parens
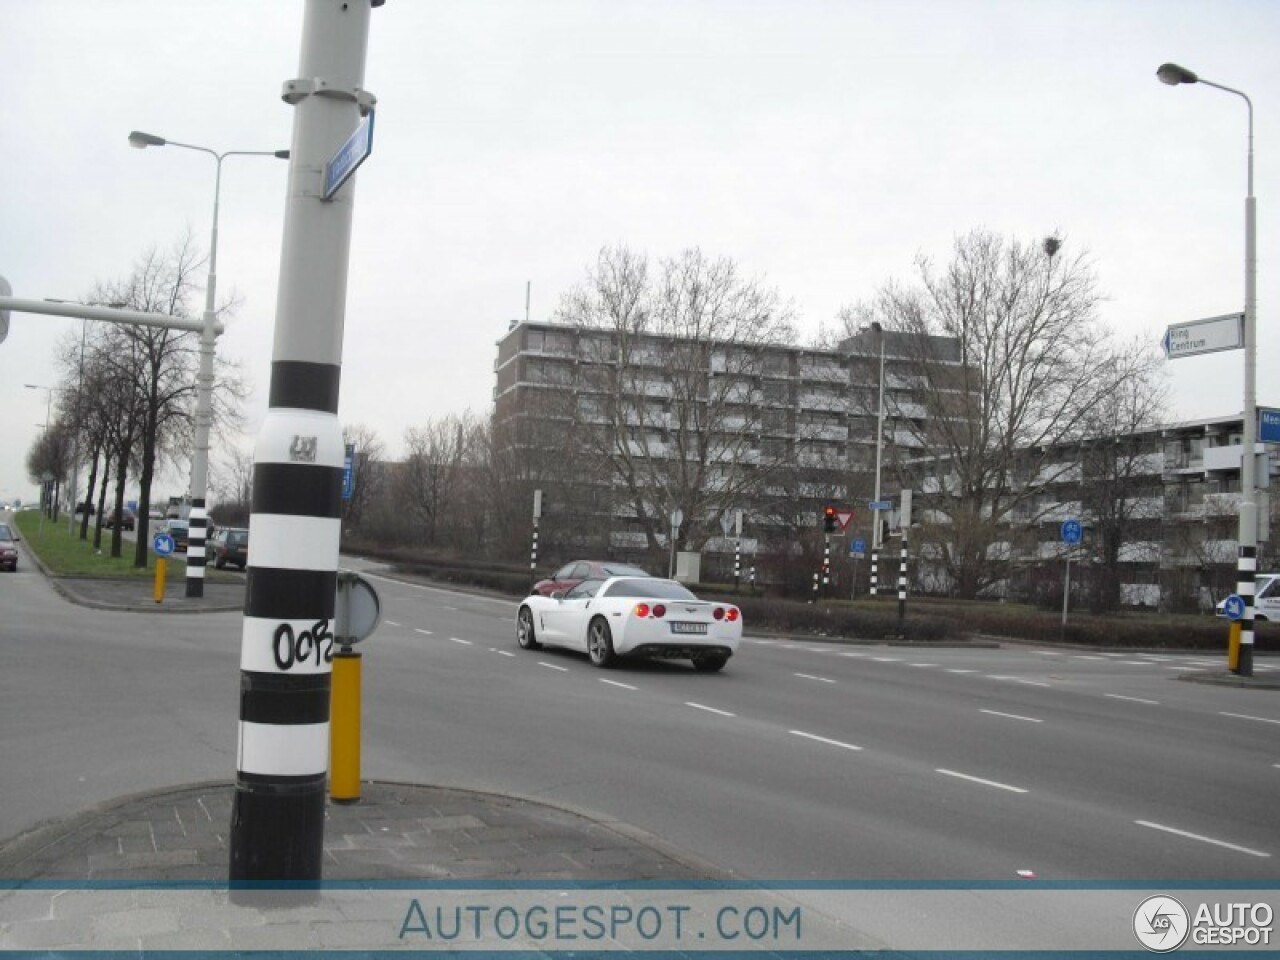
top-left (335, 570), bottom-right (382, 645)
top-left (0, 275), bottom-right (11, 345)
top-left (323, 113), bottom-right (375, 201)
top-left (1061, 519), bottom-right (1083, 545)
top-left (1222, 594), bottom-right (1246, 622)
top-left (835, 509), bottom-right (854, 533)
top-left (153, 533), bottom-right (176, 557)
top-left (1261, 409), bottom-right (1280, 444)
top-left (850, 537), bottom-right (866, 558)
top-left (868, 500), bottom-right (892, 511)
top-left (1161, 312), bottom-right (1244, 359)
top-left (342, 443), bottom-right (356, 500)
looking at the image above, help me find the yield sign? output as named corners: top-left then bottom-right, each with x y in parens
top-left (836, 510), bottom-right (854, 533)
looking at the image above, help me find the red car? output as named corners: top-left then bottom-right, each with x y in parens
top-left (532, 560), bottom-right (651, 597)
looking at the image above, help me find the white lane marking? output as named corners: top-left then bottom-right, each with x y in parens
top-left (1106, 693), bottom-right (1160, 705)
top-left (1032, 651), bottom-right (1058, 656)
top-left (1135, 820), bottom-right (1270, 858)
top-left (451, 637), bottom-right (472, 646)
top-left (1017, 679), bottom-right (1052, 688)
top-left (794, 673), bottom-right (836, 684)
top-left (840, 651), bottom-right (868, 658)
top-left (495, 650), bottom-right (516, 658)
top-left (1221, 712), bottom-right (1280, 726)
top-left (1165, 666), bottom-right (1200, 672)
top-left (685, 702), bottom-right (736, 718)
top-left (806, 647), bottom-right (829, 653)
top-left (414, 628), bottom-right (433, 636)
top-left (790, 730), bottom-right (863, 752)
top-left (600, 678), bottom-right (638, 691)
top-left (872, 657), bottom-right (901, 663)
top-left (981, 709), bottom-right (1043, 724)
top-left (909, 663), bottom-right (938, 669)
top-left (385, 620), bottom-right (401, 627)
top-left (1119, 660), bottom-right (1150, 666)
top-left (443, 605), bottom-right (459, 611)
top-left (947, 669), bottom-right (978, 674)
top-left (749, 639), bottom-right (777, 645)
top-left (538, 661), bottom-right (569, 672)
top-left (1073, 655), bottom-right (1108, 661)
top-left (936, 769), bottom-right (1028, 794)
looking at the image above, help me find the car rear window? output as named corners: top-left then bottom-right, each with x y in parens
top-left (603, 564), bottom-right (651, 577)
top-left (602, 579), bottom-right (697, 600)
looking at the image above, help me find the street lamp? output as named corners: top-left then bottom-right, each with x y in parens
top-left (26, 384), bottom-right (57, 517)
top-left (870, 322), bottom-right (888, 596)
top-left (129, 130), bottom-right (288, 597)
top-left (1157, 62), bottom-right (1258, 677)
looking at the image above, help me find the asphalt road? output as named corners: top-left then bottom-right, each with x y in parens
top-left (3, 553), bottom-right (1278, 885)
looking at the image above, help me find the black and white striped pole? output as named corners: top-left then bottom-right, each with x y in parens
top-left (530, 488), bottom-right (542, 589)
top-left (896, 491), bottom-right (912, 636)
top-left (229, 0), bottom-right (379, 885)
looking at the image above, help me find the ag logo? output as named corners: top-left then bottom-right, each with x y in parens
top-left (1134, 895), bottom-right (1190, 952)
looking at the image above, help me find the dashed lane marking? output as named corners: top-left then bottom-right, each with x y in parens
top-left (794, 673), bottom-right (836, 684)
top-left (1135, 820), bottom-right (1270, 858)
top-left (981, 709), bottom-right (1043, 724)
top-left (414, 628), bottom-right (433, 636)
top-left (451, 637), bottom-right (472, 646)
top-left (685, 702), bottom-right (736, 718)
top-left (936, 769), bottom-right (1028, 794)
top-left (385, 620), bottom-right (401, 627)
top-left (538, 661), bottom-right (569, 672)
top-left (1221, 712), bottom-right (1280, 726)
top-left (1105, 693), bottom-right (1160, 705)
top-left (600, 679), bottom-right (638, 691)
top-left (790, 730), bottom-right (863, 752)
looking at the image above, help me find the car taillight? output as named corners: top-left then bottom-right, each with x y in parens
top-left (634, 603), bottom-right (650, 618)
top-left (653, 604), bottom-right (666, 618)
top-left (713, 607), bottom-right (725, 620)
top-left (725, 607), bottom-right (740, 622)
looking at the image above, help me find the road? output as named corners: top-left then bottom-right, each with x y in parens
top-left (2, 550), bottom-right (1278, 884)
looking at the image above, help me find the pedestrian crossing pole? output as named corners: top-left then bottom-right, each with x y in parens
top-left (229, 0), bottom-right (380, 885)
top-left (896, 491), bottom-right (913, 636)
top-left (530, 489), bottom-right (542, 589)
top-left (822, 533), bottom-right (831, 597)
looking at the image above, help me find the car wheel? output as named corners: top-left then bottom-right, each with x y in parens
top-left (516, 606), bottom-right (541, 650)
top-left (587, 617), bottom-right (616, 668)
top-left (692, 653), bottom-right (728, 673)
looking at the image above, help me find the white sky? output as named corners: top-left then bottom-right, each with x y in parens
top-left (3, 0), bottom-right (1279, 505)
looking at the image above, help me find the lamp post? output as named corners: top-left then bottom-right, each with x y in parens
top-left (26, 384), bottom-right (56, 517)
top-left (869, 321), bottom-right (888, 596)
top-left (129, 131), bottom-right (288, 598)
top-left (1157, 62), bottom-right (1258, 677)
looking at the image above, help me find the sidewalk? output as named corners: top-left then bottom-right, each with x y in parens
top-left (0, 781), bottom-right (727, 951)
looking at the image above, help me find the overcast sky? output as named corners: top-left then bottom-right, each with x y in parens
top-left (3, 0), bottom-right (1278, 506)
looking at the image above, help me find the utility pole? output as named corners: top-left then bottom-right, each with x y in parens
top-left (229, 0), bottom-right (380, 884)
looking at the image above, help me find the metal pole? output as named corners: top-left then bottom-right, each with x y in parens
top-left (896, 532), bottom-right (909, 636)
top-left (1158, 64), bottom-right (1257, 676)
top-left (230, 0), bottom-right (377, 884)
top-left (68, 319), bottom-right (87, 535)
top-left (1061, 557), bottom-right (1071, 641)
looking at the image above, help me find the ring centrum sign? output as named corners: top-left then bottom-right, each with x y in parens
top-left (153, 532), bottom-right (176, 557)
top-left (1161, 312), bottom-right (1244, 359)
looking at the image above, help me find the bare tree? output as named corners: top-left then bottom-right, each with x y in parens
top-left (399, 415), bottom-right (470, 547)
top-left (864, 230), bottom-right (1134, 599)
top-left (341, 424), bottom-right (386, 533)
top-left (556, 246), bottom-right (800, 567)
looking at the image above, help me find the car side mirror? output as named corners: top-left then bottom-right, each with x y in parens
top-left (551, 591), bottom-right (565, 601)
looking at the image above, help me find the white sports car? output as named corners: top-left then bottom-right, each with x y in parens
top-left (516, 576), bottom-right (742, 672)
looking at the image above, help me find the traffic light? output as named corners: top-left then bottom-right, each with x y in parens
top-left (823, 505), bottom-right (838, 533)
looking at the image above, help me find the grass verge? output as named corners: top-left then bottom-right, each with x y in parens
top-left (12, 510), bottom-right (188, 579)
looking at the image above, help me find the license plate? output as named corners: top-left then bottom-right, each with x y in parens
top-left (670, 622), bottom-right (708, 635)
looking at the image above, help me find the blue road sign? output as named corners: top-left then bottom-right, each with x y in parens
top-left (324, 113), bottom-right (375, 201)
top-left (1222, 594), bottom-right (1246, 622)
top-left (868, 500), bottom-right (892, 511)
top-left (1261, 408), bottom-right (1280, 444)
top-left (342, 443), bottom-right (356, 501)
top-left (153, 533), bottom-right (176, 557)
top-left (1061, 519), bottom-right (1083, 545)
top-left (850, 537), bottom-right (866, 558)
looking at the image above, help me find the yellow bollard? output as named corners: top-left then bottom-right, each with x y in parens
top-left (330, 647), bottom-right (362, 804)
top-left (153, 556), bottom-right (167, 603)
top-left (1228, 621), bottom-right (1242, 672)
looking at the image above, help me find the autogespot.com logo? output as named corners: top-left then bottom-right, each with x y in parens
top-left (1133, 895), bottom-right (1190, 952)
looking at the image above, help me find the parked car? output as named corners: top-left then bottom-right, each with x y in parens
top-left (1215, 573), bottom-right (1280, 621)
top-left (0, 523), bottom-right (19, 571)
top-left (516, 576), bottom-right (741, 672)
top-left (163, 519), bottom-right (190, 551)
top-left (210, 526), bottom-right (249, 570)
top-left (531, 560), bottom-right (652, 597)
top-left (104, 508), bottom-right (135, 531)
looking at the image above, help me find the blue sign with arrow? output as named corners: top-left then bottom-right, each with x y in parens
top-left (1061, 519), bottom-right (1083, 545)
top-left (153, 532), bottom-right (176, 557)
top-left (1222, 594), bottom-right (1246, 622)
